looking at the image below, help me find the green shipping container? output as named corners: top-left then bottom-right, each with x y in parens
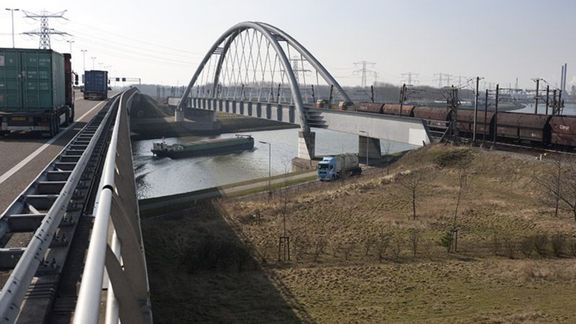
top-left (0, 48), bottom-right (66, 113)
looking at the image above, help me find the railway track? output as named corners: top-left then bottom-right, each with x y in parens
top-left (0, 93), bottom-right (123, 323)
top-left (462, 138), bottom-right (576, 159)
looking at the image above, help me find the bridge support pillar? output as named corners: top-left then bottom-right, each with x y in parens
top-left (358, 136), bottom-right (381, 163)
top-left (298, 131), bottom-right (315, 160)
top-left (174, 109), bottom-right (184, 122)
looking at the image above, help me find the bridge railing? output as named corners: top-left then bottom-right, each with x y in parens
top-left (74, 88), bottom-right (152, 324)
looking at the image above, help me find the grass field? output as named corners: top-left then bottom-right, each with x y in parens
top-left (143, 144), bottom-right (576, 323)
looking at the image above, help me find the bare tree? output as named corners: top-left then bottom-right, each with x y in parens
top-left (537, 157), bottom-right (576, 223)
top-left (409, 228), bottom-right (420, 257)
top-left (390, 234), bottom-right (403, 262)
top-left (341, 241), bottom-right (356, 261)
top-left (312, 235), bottom-right (327, 262)
top-left (553, 158), bottom-right (562, 217)
top-left (399, 172), bottom-right (423, 220)
top-left (375, 231), bottom-right (391, 262)
top-left (292, 233), bottom-right (310, 262)
top-left (363, 234), bottom-right (376, 257)
top-left (277, 161), bottom-right (292, 262)
top-left (382, 138), bottom-right (392, 175)
top-left (451, 168), bottom-right (469, 252)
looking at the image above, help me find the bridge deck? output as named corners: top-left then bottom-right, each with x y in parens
top-left (0, 96), bottom-right (107, 212)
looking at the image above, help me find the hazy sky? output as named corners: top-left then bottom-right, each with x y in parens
top-left (2, 0), bottom-right (575, 90)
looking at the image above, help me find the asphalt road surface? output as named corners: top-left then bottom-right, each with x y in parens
top-left (0, 97), bottom-right (107, 213)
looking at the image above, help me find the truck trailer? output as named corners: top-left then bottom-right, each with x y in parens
top-left (0, 48), bottom-right (75, 137)
top-left (83, 70), bottom-right (108, 100)
top-left (317, 153), bottom-right (362, 181)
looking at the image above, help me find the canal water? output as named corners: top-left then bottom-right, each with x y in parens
top-left (515, 103), bottom-right (576, 115)
top-left (133, 128), bottom-right (415, 199)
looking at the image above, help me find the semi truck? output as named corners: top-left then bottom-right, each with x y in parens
top-left (317, 153), bottom-right (362, 181)
top-left (0, 48), bottom-right (75, 137)
top-left (83, 70), bottom-right (108, 100)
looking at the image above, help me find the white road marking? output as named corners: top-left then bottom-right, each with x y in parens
top-left (0, 101), bottom-right (106, 185)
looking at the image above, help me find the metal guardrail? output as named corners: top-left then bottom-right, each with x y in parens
top-left (74, 88), bottom-right (152, 324)
top-left (0, 97), bottom-right (118, 323)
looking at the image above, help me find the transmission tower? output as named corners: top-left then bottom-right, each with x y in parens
top-left (290, 56), bottom-right (311, 83)
top-left (401, 72), bottom-right (419, 86)
top-left (434, 73), bottom-right (452, 88)
top-left (22, 10), bottom-right (70, 49)
top-left (354, 61), bottom-right (376, 87)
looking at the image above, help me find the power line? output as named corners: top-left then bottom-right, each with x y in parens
top-left (401, 72), bottom-right (419, 86)
top-left (65, 25), bottom-right (201, 60)
top-left (22, 10), bottom-right (70, 49)
top-left (67, 20), bottom-right (202, 56)
top-left (354, 61), bottom-right (375, 87)
top-left (433, 72), bottom-right (452, 88)
top-left (69, 33), bottom-right (197, 65)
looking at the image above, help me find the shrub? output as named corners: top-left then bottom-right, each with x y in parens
top-left (533, 234), bottom-right (549, 257)
top-left (409, 228), bottom-right (420, 257)
top-left (491, 232), bottom-right (501, 256)
top-left (569, 239), bottom-right (576, 257)
top-left (502, 236), bottom-right (516, 259)
top-left (519, 237), bottom-right (534, 258)
top-left (433, 149), bottom-right (472, 168)
top-left (390, 235), bottom-right (403, 262)
top-left (440, 230), bottom-right (454, 253)
top-left (363, 235), bottom-right (376, 257)
top-left (341, 241), bottom-right (356, 261)
top-left (550, 234), bottom-right (567, 258)
top-left (312, 236), bottom-right (327, 262)
top-left (293, 234), bottom-right (310, 262)
top-left (375, 232), bottom-right (391, 262)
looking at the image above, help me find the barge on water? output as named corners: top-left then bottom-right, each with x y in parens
top-left (151, 135), bottom-right (254, 158)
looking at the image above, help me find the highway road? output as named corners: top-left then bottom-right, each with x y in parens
top-left (0, 96), bottom-right (107, 212)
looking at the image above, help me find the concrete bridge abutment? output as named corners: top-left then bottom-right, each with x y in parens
top-left (174, 109), bottom-right (184, 122)
top-left (298, 131), bottom-right (315, 160)
top-left (358, 135), bottom-right (381, 163)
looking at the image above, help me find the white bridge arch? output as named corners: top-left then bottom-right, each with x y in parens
top-left (178, 21), bottom-right (352, 136)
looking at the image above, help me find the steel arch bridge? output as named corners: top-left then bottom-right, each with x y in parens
top-left (178, 21), bottom-right (354, 157)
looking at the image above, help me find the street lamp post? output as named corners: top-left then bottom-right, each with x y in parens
top-left (5, 8), bottom-right (20, 48)
top-left (81, 49), bottom-right (87, 72)
top-left (259, 141), bottom-right (272, 196)
top-left (66, 40), bottom-right (74, 53)
top-left (472, 76), bottom-right (483, 143)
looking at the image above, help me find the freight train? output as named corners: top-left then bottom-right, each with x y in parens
top-left (356, 102), bottom-right (576, 148)
top-left (0, 48), bottom-right (75, 137)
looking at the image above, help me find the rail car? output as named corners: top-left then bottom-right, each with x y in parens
top-left (355, 102), bottom-right (576, 149)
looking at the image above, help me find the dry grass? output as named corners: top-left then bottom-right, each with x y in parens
top-left (273, 260), bottom-right (576, 323)
top-left (224, 145), bottom-right (576, 263)
top-left (144, 144), bottom-right (576, 323)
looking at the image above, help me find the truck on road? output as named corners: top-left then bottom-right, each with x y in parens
top-left (83, 70), bottom-right (108, 100)
top-left (317, 153), bottom-right (362, 181)
top-left (0, 48), bottom-right (75, 137)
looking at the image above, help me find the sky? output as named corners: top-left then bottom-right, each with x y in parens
top-left (1, 0), bottom-right (575, 90)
